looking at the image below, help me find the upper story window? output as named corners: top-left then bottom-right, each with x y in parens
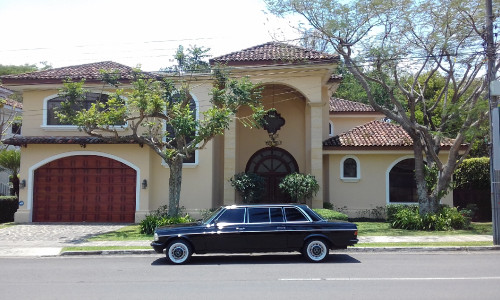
top-left (11, 123), bottom-right (21, 135)
top-left (46, 93), bottom-right (110, 126)
top-left (340, 156), bottom-right (360, 182)
top-left (164, 95), bottom-right (198, 165)
top-left (328, 121), bottom-right (334, 137)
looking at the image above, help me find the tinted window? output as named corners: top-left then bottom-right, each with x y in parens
top-left (301, 206), bottom-right (323, 221)
top-left (270, 208), bottom-right (284, 222)
top-left (248, 208), bottom-right (270, 223)
top-left (217, 208), bottom-right (245, 224)
top-left (343, 158), bottom-right (357, 178)
top-left (285, 207), bottom-right (308, 222)
top-left (47, 93), bottom-right (112, 125)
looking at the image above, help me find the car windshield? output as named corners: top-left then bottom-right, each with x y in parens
top-left (201, 207), bottom-right (224, 224)
top-left (301, 206), bottom-right (325, 221)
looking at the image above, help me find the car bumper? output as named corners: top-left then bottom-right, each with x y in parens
top-left (151, 241), bottom-right (165, 254)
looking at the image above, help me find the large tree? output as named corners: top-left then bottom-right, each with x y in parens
top-left (57, 46), bottom-right (265, 216)
top-left (266, 0), bottom-right (499, 214)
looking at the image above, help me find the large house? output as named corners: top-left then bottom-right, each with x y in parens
top-left (0, 86), bottom-right (22, 195)
top-left (0, 42), bottom-right (454, 223)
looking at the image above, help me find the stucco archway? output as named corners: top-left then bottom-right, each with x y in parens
top-left (246, 147), bottom-right (299, 203)
top-left (387, 158), bottom-right (418, 204)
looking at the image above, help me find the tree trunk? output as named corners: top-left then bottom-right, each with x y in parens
top-left (412, 137), bottom-right (440, 215)
top-left (167, 155), bottom-right (183, 217)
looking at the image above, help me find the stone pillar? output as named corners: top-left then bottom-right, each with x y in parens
top-left (309, 103), bottom-right (324, 209)
top-left (223, 121), bottom-right (237, 205)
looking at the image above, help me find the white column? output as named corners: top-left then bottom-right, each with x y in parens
top-left (309, 103), bottom-right (324, 209)
top-left (223, 120), bottom-right (237, 205)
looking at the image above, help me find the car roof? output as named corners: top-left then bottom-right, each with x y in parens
top-left (223, 204), bottom-right (307, 209)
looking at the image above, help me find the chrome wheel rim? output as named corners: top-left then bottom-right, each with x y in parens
top-left (306, 241), bottom-right (327, 261)
top-left (168, 242), bottom-right (189, 263)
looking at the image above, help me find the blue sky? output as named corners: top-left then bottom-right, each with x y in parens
top-left (0, 0), bottom-right (300, 71)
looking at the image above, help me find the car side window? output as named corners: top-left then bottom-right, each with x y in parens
top-left (284, 207), bottom-right (308, 222)
top-left (270, 208), bottom-right (284, 222)
top-left (248, 208), bottom-right (270, 223)
top-left (217, 208), bottom-right (245, 224)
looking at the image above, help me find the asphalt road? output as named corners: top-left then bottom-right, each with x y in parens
top-left (1, 252), bottom-right (500, 300)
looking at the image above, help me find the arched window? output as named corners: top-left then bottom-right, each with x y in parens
top-left (389, 158), bottom-right (418, 203)
top-left (45, 92), bottom-right (111, 126)
top-left (162, 94), bottom-right (199, 168)
top-left (246, 147), bottom-right (299, 203)
top-left (340, 156), bottom-right (360, 181)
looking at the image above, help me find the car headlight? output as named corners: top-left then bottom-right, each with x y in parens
top-left (154, 232), bottom-right (159, 241)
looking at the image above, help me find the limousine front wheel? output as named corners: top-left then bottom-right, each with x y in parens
top-left (303, 239), bottom-right (329, 263)
top-left (166, 239), bottom-right (192, 264)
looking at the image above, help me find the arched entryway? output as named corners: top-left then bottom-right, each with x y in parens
top-left (389, 158), bottom-right (418, 203)
top-left (33, 155), bottom-right (137, 222)
top-left (245, 147), bottom-right (299, 203)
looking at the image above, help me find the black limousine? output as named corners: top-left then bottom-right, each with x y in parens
top-left (151, 204), bottom-right (358, 264)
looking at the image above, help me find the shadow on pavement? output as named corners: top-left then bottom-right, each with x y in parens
top-left (151, 253), bottom-right (360, 266)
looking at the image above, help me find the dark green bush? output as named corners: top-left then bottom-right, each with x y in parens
top-left (314, 208), bottom-right (349, 221)
top-left (390, 205), bottom-right (470, 231)
top-left (454, 157), bottom-right (490, 189)
top-left (140, 205), bottom-right (194, 235)
top-left (0, 196), bottom-right (18, 223)
top-left (386, 204), bottom-right (417, 223)
top-left (323, 202), bottom-right (334, 210)
top-left (230, 172), bottom-right (265, 203)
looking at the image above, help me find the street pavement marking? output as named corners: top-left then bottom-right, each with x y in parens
top-left (279, 277), bottom-right (500, 281)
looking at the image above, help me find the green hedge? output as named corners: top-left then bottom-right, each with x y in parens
top-left (454, 157), bottom-right (490, 189)
top-left (388, 204), bottom-right (470, 231)
top-left (0, 196), bottom-right (18, 223)
top-left (314, 208), bottom-right (349, 221)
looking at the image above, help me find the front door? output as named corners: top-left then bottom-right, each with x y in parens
top-left (245, 147), bottom-right (299, 203)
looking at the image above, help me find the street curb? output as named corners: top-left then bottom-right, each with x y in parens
top-left (60, 249), bottom-right (157, 256)
top-left (58, 246), bottom-right (500, 256)
top-left (344, 246), bottom-right (500, 252)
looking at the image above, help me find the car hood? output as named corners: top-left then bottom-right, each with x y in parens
top-left (155, 222), bottom-right (208, 234)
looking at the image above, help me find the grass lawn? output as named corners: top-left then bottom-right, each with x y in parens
top-left (355, 222), bottom-right (493, 236)
top-left (355, 241), bottom-right (494, 247)
top-left (0, 222), bottom-right (15, 230)
top-left (89, 225), bottom-right (152, 241)
top-left (62, 246), bottom-right (152, 252)
top-left (87, 222), bottom-right (493, 242)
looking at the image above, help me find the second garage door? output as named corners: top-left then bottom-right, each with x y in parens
top-left (33, 155), bottom-right (136, 223)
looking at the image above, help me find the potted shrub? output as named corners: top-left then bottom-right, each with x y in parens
top-left (229, 172), bottom-right (264, 203)
top-left (279, 173), bottom-right (319, 204)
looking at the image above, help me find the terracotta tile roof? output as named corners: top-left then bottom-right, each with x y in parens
top-left (323, 120), bottom-right (456, 149)
top-left (324, 120), bottom-right (413, 148)
top-left (210, 42), bottom-right (339, 66)
top-left (330, 97), bottom-right (375, 112)
top-left (3, 136), bottom-right (138, 146)
top-left (4, 98), bottom-right (22, 109)
top-left (0, 61), bottom-right (154, 85)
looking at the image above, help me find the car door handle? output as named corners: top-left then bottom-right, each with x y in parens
top-left (236, 227), bottom-right (245, 230)
top-left (276, 227), bottom-right (286, 230)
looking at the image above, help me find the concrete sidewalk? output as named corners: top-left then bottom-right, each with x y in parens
top-left (0, 223), bottom-right (497, 257)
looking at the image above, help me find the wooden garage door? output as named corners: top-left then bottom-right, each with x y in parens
top-left (33, 155), bottom-right (136, 223)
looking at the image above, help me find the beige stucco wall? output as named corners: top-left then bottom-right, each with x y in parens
top-left (330, 113), bottom-right (384, 136)
top-left (13, 63), bottom-right (455, 223)
top-left (235, 85), bottom-right (307, 174)
top-left (326, 151), bottom-right (453, 218)
top-left (15, 82), bottom-right (218, 222)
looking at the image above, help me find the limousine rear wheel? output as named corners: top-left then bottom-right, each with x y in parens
top-left (166, 239), bottom-right (192, 264)
top-left (303, 239), bottom-right (329, 263)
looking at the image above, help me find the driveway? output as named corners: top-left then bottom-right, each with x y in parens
top-left (0, 223), bottom-right (129, 257)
